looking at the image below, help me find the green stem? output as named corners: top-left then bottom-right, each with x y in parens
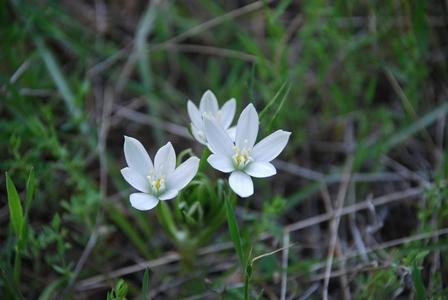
top-left (156, 201), bottom-right (178, 240)
top-left (224, 193), bottom-right (246, 269)
top-left (177, 236), bottom-right (198, 272)
top-left (13, 246), bottom-right (21, 284)
top-left (244, 275), bottom-right (250, 299)
top-left (243, 249), bottom-right (254, 300)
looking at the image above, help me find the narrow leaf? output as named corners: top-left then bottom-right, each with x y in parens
top-left (224, 194), bottom-right (246, 269)
top-left (34, 36), bottom-right (81, 121)
top-left (38, 278), bottom-right (66, 300)
top-left (412, 262), bottom-right (426, 300)
top-left (156, 201), bottom-right (178, 240)
top-left (267, 82), bottom-right (291, 132)
top-left (6, 172), bottom-right (24, 237)
top-left (25, 167), bottom-right (35, 215)
top-left (259, 81), bottom-right (288, 120)
top-left (142, 268), bottom-right (150, 300)
top-left (382, 102), bottom-right (448, 151)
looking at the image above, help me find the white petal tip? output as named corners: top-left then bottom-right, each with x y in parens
top-left (234, 189), bottom-right (253, 198)
top-left (229, 171), bottom-right (254, 198)
top-left (129, 193), bottom-right (159, 211)
top-left (120, 167), bottom-right (126, 175)
top-left (239, 193), bottom-right (252, 198)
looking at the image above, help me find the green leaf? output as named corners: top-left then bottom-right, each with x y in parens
top-left (156, 201), bottom-right (178, 240)
top-left (411, 262), bottom-right (426, 300)
top-left (107, 279), bottom-right (128, 300)
top-left (25, 167), bottom-right (35, 215)
top-left (410, 0), bottom-right (428, 56)
top-left (267, 82), bottom-right (291, 132)
top-left (224, 193), bottom-right (246, 269)
top-left (382, 102), bottom-right (448, 152)
top-left (6, 172), bottom-right (24, 237)
top-left (34, 36), bottom-right (81, 122)
top-left (259, 81), bottom-right (288, 120)
top-left (38, 278), bottom-right (66, 300)
top-left (142, 268), bottom-right (150, 300)
top-left (34, 36), bottom-right (93, 143)
top-left (1, 264), bottom-right (24, 299)
top-left (244, 263), bottom-right (253, 300)
top-left (136, 1), bottom-right (157, 89)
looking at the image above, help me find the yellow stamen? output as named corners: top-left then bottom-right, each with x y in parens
top-left (147, 173), bottom-right (166, 193)
top-left (233, 146), bottom-right (251, 169)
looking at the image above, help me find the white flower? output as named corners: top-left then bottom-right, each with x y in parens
top-left (204, 104), bottom-right (291, 198)
top-left (121, 136), bottom-right (199, 211)
top-left (187, 90), bottom-right (236, 144)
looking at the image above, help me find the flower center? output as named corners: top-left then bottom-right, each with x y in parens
top-left (233, 146), bottom-right (252, 169)
top-left (147, 172), bottom-right (166, 194)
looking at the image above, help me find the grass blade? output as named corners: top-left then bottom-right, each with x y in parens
top-left (224, 193), bottom-right (246, 269)
top-left (0, 265), bottom-right (23, 299)
top-left (5, 172), bottom-right (24, 237)
top-left (34, 36), bottom-right (92, 141)
top-left (382, 102), bottom-right (448, 151)
top-left (136, 1), bottom-right (157, 89)
top-left (142, 268), bottom-right (150, 300)
top-left (259, 82), bottom-right (288, 120)
top-left (267, 82), bottom-right (291, 132)
top-left (411, 262), bottom-right (426, 300)
top-left (37, 278), bottom-right (66, 300)
top-left (25, 167), bottom-right (35, 216)
top-left (34, 36), bottom-right (81, 122)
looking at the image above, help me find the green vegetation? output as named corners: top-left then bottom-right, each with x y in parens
top-left (1, 0), bottom-right (447, 298)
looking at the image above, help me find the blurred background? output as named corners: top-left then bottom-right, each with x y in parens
top-left (1, 0), bottom-right (448, 299)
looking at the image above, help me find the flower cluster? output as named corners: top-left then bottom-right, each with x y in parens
top-left (121, 90), bottom-right (290, 210)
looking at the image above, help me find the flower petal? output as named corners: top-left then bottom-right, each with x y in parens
top-left (129, 193), bottom-right (159, 211)
top-left (252, 130), bottom-right (291, 162)
top-left (229, 171), bottom-right (254, 198)
top-left (235, 104), bottom-right (259, 149)
top-left (227, 126), bottom-right (236, 142)
top-left (204, 118), bottom-right (234, 157)
top-left (187, 100), bottom-right (203, 129)
top-left (166, 157), bottom-right (199, 191)
top-left (219, 98), bottom-right (236, 129)
top-left (245, 161), bottom-right (276, 178)
top-left (191, 124), bottom-right (207, 145)
top-left (124, 136), bottom-right (153, 177)
top-left (208, 154), bottom-right (234, 173)
top-left (121, 167), bottom-right (149, 192)
top-left (154, 142), bottom-right (176, 176)
top-left (159, 189), bottom-right (179, 201)
top-left (199, 90), bottom-right (219, 114)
